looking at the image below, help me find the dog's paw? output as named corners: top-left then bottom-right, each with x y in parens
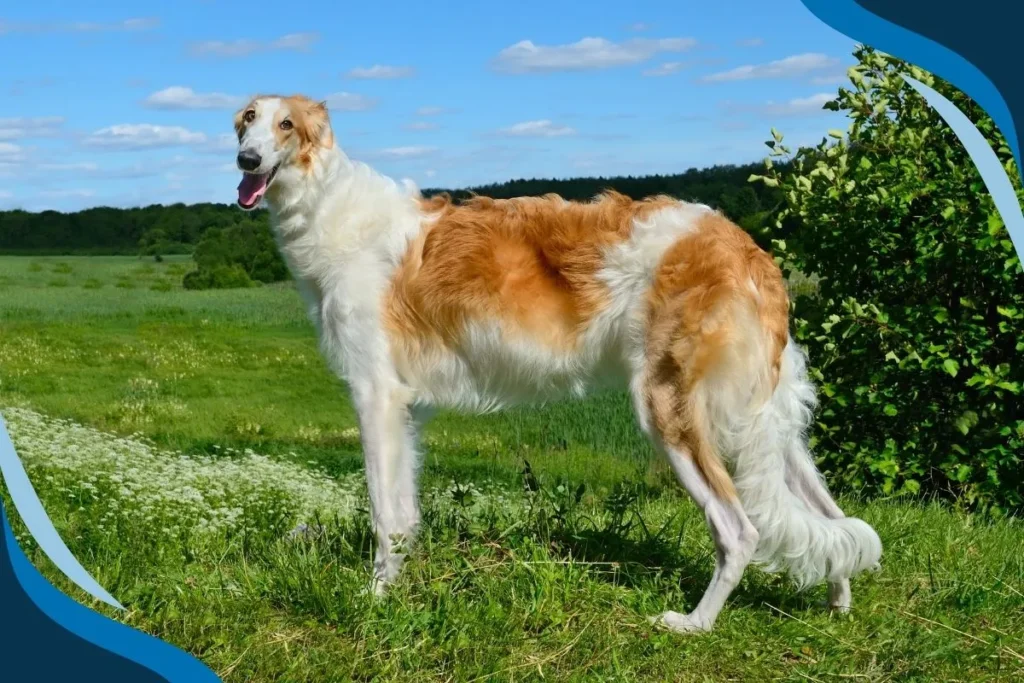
top-left (649, 611), bottom-right (712, 634)
top-left (827, 580), bottom-right (852, 612)
top-left (359, 576), bottom-right (390, 598)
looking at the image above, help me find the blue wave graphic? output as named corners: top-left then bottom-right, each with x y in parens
top-left (0, 414), bottom-right (221, 681)
top-left (3, 505), bottom-right (221, 681)
top-left (800, 0), bottom-right (1022, 185)
top-left (903, 76), bottom-right (1024, 267)
top-left (0, 413), bottom-right (122, 609)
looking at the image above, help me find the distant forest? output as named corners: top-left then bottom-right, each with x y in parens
top-left (0, 161), bottom-right (782, 256)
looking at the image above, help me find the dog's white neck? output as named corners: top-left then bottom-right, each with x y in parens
top-left (265, 144), bottom-right (346, 239)
top-left (262, 140), bottom-right (426, 307)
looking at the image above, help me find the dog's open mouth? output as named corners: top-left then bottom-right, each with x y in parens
top-left (237, 165), bottom-right (280, 210)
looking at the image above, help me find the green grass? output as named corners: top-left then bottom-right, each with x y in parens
top-left (1, 255), bottom-right (1022, 682)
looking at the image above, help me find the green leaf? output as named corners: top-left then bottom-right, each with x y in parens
top-left (987, 211), bottom-right (1005, 235)
top-left (883, 404), bottom-right (898, 416)
top-left (955, 411), bottom-right (979, 435)
top-left (942, 359), bottom-right (960, 377)
top-left (771, 127), bottom-right (783, 143)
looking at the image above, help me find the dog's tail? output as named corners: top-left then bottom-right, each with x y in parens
top-left (700, 327), bottom-right (882, 588)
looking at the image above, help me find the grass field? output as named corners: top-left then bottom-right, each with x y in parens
top-left (1, 255), bottom-right (1022, 682)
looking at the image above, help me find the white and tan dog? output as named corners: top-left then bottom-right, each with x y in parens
top-left (233, 94), bottom-right (882, 633)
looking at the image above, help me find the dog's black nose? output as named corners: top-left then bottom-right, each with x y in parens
top-left (237, 149), bottom-right (262, 172)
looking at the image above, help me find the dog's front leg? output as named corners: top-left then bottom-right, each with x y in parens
top-left (352, 381), bottom-right (420, 594)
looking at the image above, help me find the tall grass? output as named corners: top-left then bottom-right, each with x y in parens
top-left (0, 256), bottom-right (1021, 682)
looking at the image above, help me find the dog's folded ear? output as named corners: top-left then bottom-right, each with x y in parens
top-left (295, 98), bottom-right (334, 151)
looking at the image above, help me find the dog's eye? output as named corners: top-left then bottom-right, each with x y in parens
top-left (243, 109), bottom-right (256, 123)
top-left (280, 119), bottom-right (293, 131)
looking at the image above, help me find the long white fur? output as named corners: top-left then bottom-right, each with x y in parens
top-left (705, 329), bottom-right (883, 589)
top-left (237, 97), bottom-right (882, 629)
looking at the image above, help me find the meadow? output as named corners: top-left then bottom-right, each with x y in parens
top-left (0, 255), bottom-right (1021, 682)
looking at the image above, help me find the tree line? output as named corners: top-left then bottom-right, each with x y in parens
top-left (0, 161), bottom-right (782, 257)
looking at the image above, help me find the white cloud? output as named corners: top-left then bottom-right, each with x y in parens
top-left (760, 93), bottom-right (834, 117)
top-left (701, 53), bottom-right (840, 83)
top-left (69, 18), bottom-right (159, 32)
top-left (38, 189), bottom-right (95, 199)
top-left (188, 32), bottom-right (319, 58)
top-left (810, 72), bottom-right (849, 86)
top-left (205, 133), bottom-right (238, 152)
top-left (0, 142), bottom-right (25, 160)
top-left (143, 87), bottom-right (243, 110)
top-left (38, 162), bottom-right (100, 172)
top-left (737, 38), bottom-right (764, 47)
top-left (493, 36), bottom-right (697, 73)
top-left (365, 146), bottom-right (438, 160)
top-left (404, 121), bottom-right (439, 131)
top-left (346, 65), bottom-right (416, 79)
top-left (642, 61), bottom-right (688, 77)
top-left (82, 124), bottom-right (207, 150)
top-left (498, 120), bottom-right (576, 138)
top-left (0, 17), bottom-right (158, 34)
top-left (271, 33), bottom-right (319, 50)
top-left (725, 93), bottom-right (835, 118)
top-left (628, 22), bottom-right (651, 32)
top-left (0, 116), bottom-right (64, 140)
top-left (415, 106), bottom-right (449, 116)
top-left (324, 92), bottom-right (378, 112)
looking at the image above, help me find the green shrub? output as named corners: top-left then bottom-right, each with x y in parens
top-left (752, 47), bottom-right (1023, 515)
top-left (182, 218), bottom-right (287, 290)
top-left (182, 264), bottom-right (255, 290)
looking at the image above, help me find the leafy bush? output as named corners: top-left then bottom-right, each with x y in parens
top-left (752, 47), bottom-right (1023, 515)
top-left (182, 218), bottom-right (287, 290)
top-left (183, 264), bottom-right (255, 290)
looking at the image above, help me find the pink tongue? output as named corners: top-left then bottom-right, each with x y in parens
top-left (237, 173), bottom-right (269, 206)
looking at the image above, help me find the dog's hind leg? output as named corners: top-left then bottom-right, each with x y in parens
top-left (653, 443), bottom-right (759, 633)
top-left (777, 341), bottom-right (868, 611)
top-left (631, 375), bottom-right (758, 634)
top-left (783, 448), bottom-right (853, 611)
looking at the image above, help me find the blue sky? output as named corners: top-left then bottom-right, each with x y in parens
top-left (0, 0), bottom-right (856, 211)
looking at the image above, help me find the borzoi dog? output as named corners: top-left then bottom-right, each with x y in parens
top-left (233, 94), bottom-right (882, 633)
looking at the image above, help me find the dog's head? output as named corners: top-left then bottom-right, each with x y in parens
top-left (233, 95), bottom-right (334, 210)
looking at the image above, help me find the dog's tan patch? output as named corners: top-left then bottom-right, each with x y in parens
top-left (643, 212), bottom-right (790, 501)
top-left (386, 191), bottom-right (676, 357)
